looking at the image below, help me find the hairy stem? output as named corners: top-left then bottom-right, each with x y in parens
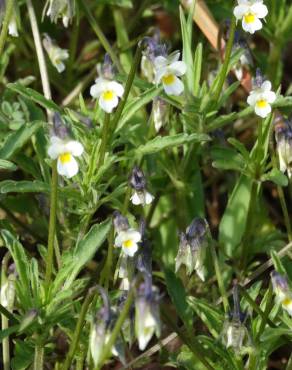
top-left (44, 161), bottom-right (58, 292)
top-left (63, 287), bottom-right (97, 370)
top-left (211, 244), bottom-right (229, 313)
top-left (213, 17), bottom-right (236, 103)
top-left (97, 113), bottom-right (111, 168)
top-left (26, 0), bottom-right (52, 119)
top-left (33, 344), bottom-right (44, 370)
top-left (0, 0), bottom-right (14, 57)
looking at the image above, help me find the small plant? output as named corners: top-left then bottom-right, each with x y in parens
top-left (0, 0), bottom-right (292, 369)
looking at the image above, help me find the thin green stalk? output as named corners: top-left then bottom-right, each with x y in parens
top-left (213, 17), bottom-right (236, 103)
top-left (26, 0), bottom-right (52, 112)
top-left (1, 253), bottom-right (11, 370)
top-left (0, 0), bottom-right (14, 57)
top-left (97, 113), bottom-right (111, 168)
top-left (97, 288), bottom-right (135, 369)
top-left (211, 244), bottom-right (229, 313)
top-left (79, 0), bottom-right (123, 73)
top-left (44, 161), bottom-right (58, 292)
top-left (63, 287), bottom-right (97, 370)
top-left (238, 286), bottom-right (276, 329)
top-left (255, 284), bottom-right (274, 343)
top-left (110, 43), bottom-right (143, 133)
top-left (99, 227), bottom-right (114, 290)
top-left (33, 344), bottom-right (44, 370)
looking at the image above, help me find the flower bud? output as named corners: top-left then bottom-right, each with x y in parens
top-left (129, 167), bottom-right (154, 206)
top-left (43, 34), bottom-right (69, 73)
top-left (19, 309), bottom-right (38, 332)
top-left (113, 211), bottom-right (130, 233)
top-left (271, 271), bottom-right (292, 316)
top-left (0, 273), bottom-right (16, 310)
top-left (274, 118), bottom-right (292, 179)
top-left (135, 279), bottom-right (161, 351)
top-left (45, 0), bottom-right (75, 27)
top-left (153, 97), bottom-right (169, 132)
top-left (53, 112), bottom-right (69, 139)
top-left (175, 218), bottom-right (210, 281)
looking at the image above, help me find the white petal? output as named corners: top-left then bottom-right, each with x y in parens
top-left (131, 192), bottom-right (142, 205)
top-left (122, 243), bottom-right (138, 257)
top-left (278, 152), bottom-right (287, 173)
top-left (251, 3), bottom-right (268, 18)
top-left (261, 80), bottom-right (272, 91)
top-left (168, 52), bottom-right (180, 64)
top-left (263, 90), bottom-right (276, 103)
top-left (242, 17), bottom-right (262, 33)
top-left (154, 56), bottom-right (168, 70)
top-left (108, 81), bottom-right (124, 97)
top-left (145, 192), bottom-right (154, 205)
top-left (55, 62), bottom-right (65, 73)
top-left (127, 229), bottom-right (142, 243)
top-left (115, 233), bottom-right (124, 247)
top-left (169, 61), bottom-right (187, 76)
top-left (254, 104), bottom-right (271, 118)
top-left (163, 76), bottom-right (184, 96)
top-left (48, 137), bottom-right (65, 159)
top-left (99, 94), bottom-right (119, 113)
top-left (65, 141), bottom-right (84, 157)
top-left (8, 19), bottom-right (18, 37)
top-left (233, 4), bottom-right (249, 19)
top-left (57, 156), bottom-right (79, 178)
top-left (247, 91), bottom-right (259, 106)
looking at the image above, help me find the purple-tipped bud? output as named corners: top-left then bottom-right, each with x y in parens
top-left (52, 112), bottom-right (69, 139)
top-left (101, 54), bottom-right (116, 80)
top-left (271, 271), bottom-right (292, 316)
top-left (19, 309), bottom-right (38, 331)
top-left (254, 68), bottom-right (264, 88)
top-left (274, 119), bottom-right (292, 178)
top-left (129, 167), bottom-right (154, 206)
top-left (153, 97), bottom-right (169, 132)
top-left (113, 211), bottom-right (130, 233)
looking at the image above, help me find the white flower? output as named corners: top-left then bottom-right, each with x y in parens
top-left (154, 52), bottom-right (186, 96)
top-left (43, 35), bottom-right (69, 73)
top-left (47, 136), bottom-right (84, 178)
top-left (271, 272), bottom-right (292, 316)
top-left (247, 80), bottom-right (276, 118)
top-left (90, 77), bottom-right (124, 113)
top-left (130, 191), bottom-right (154, 206)
top-left (8, 17), bottom-right (18, 37)
top-left (114, 228), bottom-right (141, 257)
top-left (233, 0), bottom-right (268, 34)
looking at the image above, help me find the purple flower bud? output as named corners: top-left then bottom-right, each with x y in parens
top-left (254, 68), bottom-right (264, 88)
top-left (113, 211), bottom-right (130, 233)
top-left (101, 54), bottom-right (116, 80)
top-left (274, 118), bottom-right (292, 178)
top-left (52, 112), bottom-right (69, 139)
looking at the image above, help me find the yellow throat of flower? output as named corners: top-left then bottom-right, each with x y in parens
top-left (256, 99), bottom-right (268, 108)
top-left (162, 74), bottom-right (175, 85)
top-left (102, 90), bottom-right (115, 101)
top-left (59, 152), bottom-right (72, 164)
top-left (244, 13), bottom-right (256, 24)
top-left (282, 297), bottom-right (292, 307)
top-left (123, 239), bottom-right (134, 248)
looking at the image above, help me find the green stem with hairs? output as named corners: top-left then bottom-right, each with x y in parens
top-left (79, 0), bottom-right (123, 73)
top-left (0, 0), bottom-right (14, 57)
top-left (213, 17), bottom-right (236, 103)
top-left (110, 42), bottom-right (143, 134)
top-left (33, 344), bottom-right (44, 370)
top-left (96, 288), bottom-right (135, 369)
top-left (63, 287), bottom-right (97, 370)
top-left (44, 161), bottom-right (58, 292)
top-left (97, 113), bottom-right (111, 168)
top-left (211, 244), bottom-right (229, 313)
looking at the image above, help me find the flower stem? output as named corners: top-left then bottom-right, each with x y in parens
top-left (1, 253), bottom-right (11, 370)
top-left (26, 0), bottom-right (52, 111)
top-left (44, 161), bottom-right (58, 292)
top-left (0, 0), bottom-right (14, 57)
top-left (213, 17), bottom-right (236, 104)
top-left (255, 283), bottom-right (274, 343)
top-left (96, 287), bottom-right (135, 369)
top-left (63, 287), bottom-right (97, 370)
top-left (97, 113), bottom-right (111, 168)
top-left (33, 344), bottom-right (44, 370)
top-left (211, 244), bottom-right (229, 313)
top-left (79, 0), bottom-right (123, 73)
top-left (110, 42), bottom-right (143, 134)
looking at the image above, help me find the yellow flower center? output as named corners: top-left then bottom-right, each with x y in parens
top-left (162, 74), bottom-right (175, 85)
top-left (123, 239), bottom-right (134, 248)
top-left (256, 99), bottom-right (268, 108)
top-left (282, 297), bottom-right (292, 307)
top-left (244, 13), bottom-right (256, 24)
top-left (102, 90), bottom-right (114, 101)
top-left (59, 152), bottom-right (72, 164)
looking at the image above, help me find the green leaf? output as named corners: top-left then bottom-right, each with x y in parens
top-left (260, 327), bottom-right (292, 342)
top-left (180, 5), bottom-right (194, 94)
top-left (270, 250), bottom-right (287, 275)
top-left (135, 133), bottom-right (209, 156)
top-left (0, 159), bottom-right (17, 171)
top-left (187, 296), bottom-right (224, 338)
top-left (261, 168), bottom-right (288, 187)
top-left (219, 175), bottom-right (253, 256)
top-left (164, 268), bottom-right (193, 329)
top-left (0, 121), bottom-right (44, 160)
top-left (0, 180), bottom-right (49, 194)
top-left (1, 230), bottom-right (31, 297)
top-left (7, 83), bottom-right (61, 112)
top-left (117, 86), bottom-right (162, 131)
top-left (0, 325), bottom-right (20, 342)
top-left (193, 42), bottom-right (202, 96)
top-left (228, 138), bottom-right (250, 162)
top-left (211, 146), bottom-right (246, 172)
top-left (54, 219), bottom-right (112, 291)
